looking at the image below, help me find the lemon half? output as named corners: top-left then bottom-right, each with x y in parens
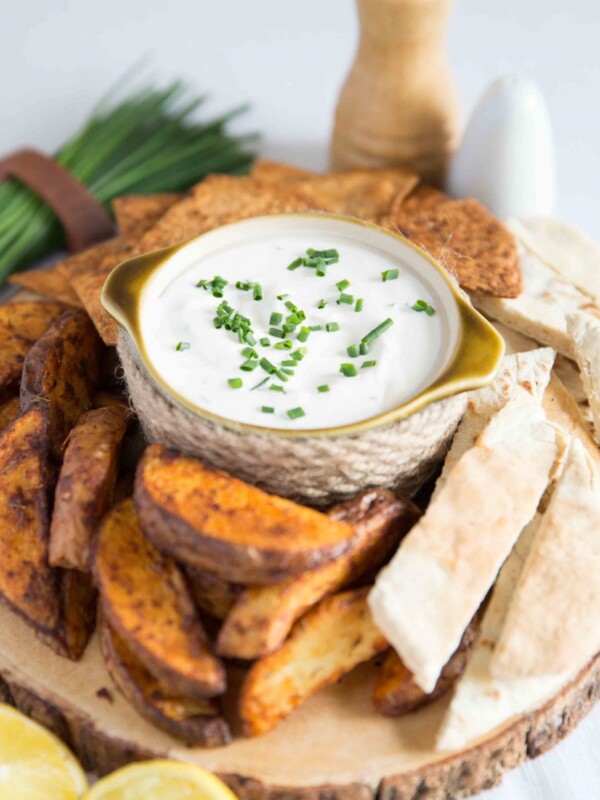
top-left (0, 702), bottom-right (87, 800)
top-left (84, 760), bottom-right (238, 800)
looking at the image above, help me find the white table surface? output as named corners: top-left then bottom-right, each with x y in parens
top-left (1, 1), bottom-right (599, 796)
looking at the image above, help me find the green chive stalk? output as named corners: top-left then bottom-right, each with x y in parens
top-left (0, 78), bottom-right (256, 284)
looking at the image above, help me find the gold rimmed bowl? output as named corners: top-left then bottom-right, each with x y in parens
top-left (102, 213), bottom-right (504, 506)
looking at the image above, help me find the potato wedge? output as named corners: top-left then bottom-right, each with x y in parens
top-left (239, 588), bottom-right (388, 736)
top-left (20, 310), bottom-right (101, 459)
top-left (0, 397), bottom-right (19, 432)
top-left (0, 407), bottom-right (59, 634)
top-left (49, 406), bottom-right (131, 571)
top-left (54, 569), bottom-right (97, 660)
top-left (185, 567), bottom-right (243, 621)
top-left (373, 615), bottom-right (480, 716)
top-left (100, 618), bottom-right (231, 747)
top-left (134, 444), bottom-right (357, 584)
top-left (94, 499), bottom-right (225, 698)
top-left (0, 301), bottom-right (65, 390)
top-left (217, 489), bottom-right (420, 659)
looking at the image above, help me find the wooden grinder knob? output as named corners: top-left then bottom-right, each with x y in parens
top-left (330, 0), bottom-right (460, 187)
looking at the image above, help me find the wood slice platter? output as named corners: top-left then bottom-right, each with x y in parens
top-left (0, 600), bottom-right (598, 800)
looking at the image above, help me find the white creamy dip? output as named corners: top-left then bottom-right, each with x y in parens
top-left (140, 231), bottom-right (448, 430)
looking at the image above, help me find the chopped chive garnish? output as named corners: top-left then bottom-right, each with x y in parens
top-left (196, 275), bottom-right (229, 297)
top-left (175, 341), bottom-right (190, 351)
top-left (269, 327), bottom-right (285, 339)
top-left (359, 341), bottom-right (369, 355)
top-left (317, 384), bottom-right (330, 393)
top-left (260, 337), bottom-right (271, 347)
top-left (287, 257), bottom-right (303, 271)
top-left (251, 377), bottom-right (269, 391)
top-left (316, 262), bottom-right (327, 277)
top-left (347, 344), bottom-right (359, 358)
top-left (361, 317), bottom-right (394, 345)
top-left (309, 324), bottom-right (322, 331)
top-left (326, 322), bottom-right (340, 332)
top-left (297, 327), bottom-right (311, 342)
top-left (274, 340), bottom-right (293, 350)
top-left (281, 360), bottom-right (297, 367)
top-left (228, 378), bottom-right (243, 389)
top-left (253, 283), bottom-right (263, 301)
top-left (269, 312), bottom-right (283, 325)
top-left (244, 332), bottom-right (256, 346)
top-left (282, 367), bottom-right (295, 376)
top-left (283, 323), bottom-right (296, 334)
top-left (261, 406), bottom-right (275, 414)
top-left (270, 383), bottom-right (285, 392)
top-left (277, 293), bottom-right (290, 301)
top-left (355, 298), bottom-right (364, 312)
top-left (285, 300), bottom-right (298, 312)
top-left (260, 357), bottom-right (277, 374)
top-left (240, 359), bottom-right (259, 372)
top-left (362, 360), bottom-right (377, 369)
top-left (241, 347), bottom-right (258, 359)
top-left (275, 369), bottom-right (289, 382)
top-left (336, 279), bottom-right (350, 292)
top-left (236, 280), bottom-right (250, 291)
top-left (337, 293), bottom-right (354, 305)
top-left (317, 299), bottom-right (327, 309)
top-left (412, 299), bottom-right (436, 316)
top-left (382, 268), bottom-right (400, 282)
top-left (340, 363), bottom-right (358, 377)
top-left (292, 347), bottom-right (307, 361)
top-left (287, 406), bottom-right (306, 419)
top-left (308, 248), bottom-right (339, 260)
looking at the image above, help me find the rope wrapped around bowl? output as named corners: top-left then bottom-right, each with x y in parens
top-left (118, 330), bottom-right (468, 507)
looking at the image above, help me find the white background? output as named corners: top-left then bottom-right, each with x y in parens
top-left (1, 1), bottom-right (599, 797)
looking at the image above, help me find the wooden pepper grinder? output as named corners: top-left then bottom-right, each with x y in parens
top-left (331, 0), bottom-right (459, 187)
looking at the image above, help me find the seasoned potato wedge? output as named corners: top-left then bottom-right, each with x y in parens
top-left (218, 489), bottom-right (420, 659)
top-left (134, 444), bottom-right (357, 584)
top-left (185, 567), bottom-right (244, 621)
top-left (100, 618), bottom-right (231, 746)
top-left (54, 569), bottom-right (97, 661)
top-left (0, 301), bottom-right (65, 390)
top-left (0, 407), bottom-right (60, 633)
top-left (20, 310), bottom-right (101, 458)
top-left (0, 397), bottom-right (19, 432)
top-left (94, 499), bottom-right (225, 698)
top-left (373, 616), bottom-right (480, 716)
top-left (49, 406), bottom-right (131, 571)
top-left (239, 588), bottom-right (388, 736)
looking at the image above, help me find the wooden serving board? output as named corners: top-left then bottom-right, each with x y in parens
top-left (0, 600), bottom-right (598, 800)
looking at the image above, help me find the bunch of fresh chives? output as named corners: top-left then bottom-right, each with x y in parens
top-left (0, 78), bottom-right (256, 284)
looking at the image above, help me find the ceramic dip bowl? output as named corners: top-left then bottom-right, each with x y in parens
top-left (102, 213), bottom-right (504, 506)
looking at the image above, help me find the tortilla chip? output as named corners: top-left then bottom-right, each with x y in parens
top-left (295, 168), bottom-right (420, 221)
top-left (140, 175), bottom-right (327, 254)
top-left (8, 264), bottom-right (81, 306)
top-left (71, 269), bottom-right (118, 346)
top-left (382, 192), bottom-right (521, 297)
top-left (112, 193), bottom-right (181, 242)
top-left (251, 159), bottom-right (316, 183)
top-left (59, 238), bottom-right (124, 281)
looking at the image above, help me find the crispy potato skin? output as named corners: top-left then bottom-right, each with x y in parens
top-left (0, 406), bottom-right (60, 632)
top-left (0, 397), bottom-right (20, 431)
top-left (239, 588), bottom-right (388, 737)
top-left (0, 301), bottom-right (65, 390)
top-left (134, 444), bottom-right (358, 584)
top-left (49, 406), bottom-right (131, 571)
top-left (184, 567), bottom-right (244, 621)
top-left (52, 569), bottom-right (97, 661)
top-left (20, 310), bottom-right (101, 459)
top-left (373, 616), bottom-right (480, 716)
top-left (217, 489), bottom-right (420, 659)
top-left (94, 499), bottom-right (225, 698)
top-left (100, 618), bottom-right (231, 747)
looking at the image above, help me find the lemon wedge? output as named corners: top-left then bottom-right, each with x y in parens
top-left (83, 760), bottom-right (238, 800)
top-left (0, 702), bottom-right (87, 799)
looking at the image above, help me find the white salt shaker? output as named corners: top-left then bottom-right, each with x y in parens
top-left (447, 75), bottom-right (556, 218)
